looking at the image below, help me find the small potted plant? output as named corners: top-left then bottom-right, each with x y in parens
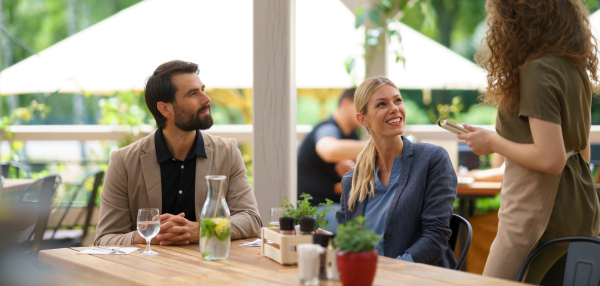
top-left (333, 216), bottom-right (380, 286)
top-left (279, 193), bottom-right (334, 230)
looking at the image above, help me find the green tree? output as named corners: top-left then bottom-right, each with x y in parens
top-left (401, 0), bottom-right (600, 61)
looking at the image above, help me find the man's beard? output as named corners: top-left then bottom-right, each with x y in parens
top-left (173, 103), bottom-right (213, 131)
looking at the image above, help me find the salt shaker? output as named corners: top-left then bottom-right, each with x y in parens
top-left (297, 244), bottom-right (324, 285)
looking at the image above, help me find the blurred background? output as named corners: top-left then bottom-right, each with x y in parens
top-left (2, 0), bottom-right (600, 277)
top-left (8, 0), bottom-right (600, 183)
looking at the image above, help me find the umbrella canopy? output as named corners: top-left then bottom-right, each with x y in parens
top-left (386, 22), bottom-right (487, 90)
top-left (0, 0), bottom-right (485, 95)
top-left (589, 10), bottom-right (600, 38)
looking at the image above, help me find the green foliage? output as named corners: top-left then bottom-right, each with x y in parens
top-left (200, 219), bottom-right (216, 238)
top-left (200, 219), bottom-right (230, 243)
top-left (279, 193), bottom-right (334, 229)
top-left (333, 216), bottom-right (380, 253)
top-left (200, 249), bottom-right (213, 258)
top-left (355, 6), bottom-right (368, 29)
top-left (217, 226), bottom-right (231, 243)
top-left (98, 91), bottom-right (151, 147)
top-left (460, 105), bottom-right (497, 125)
top-left (0, 100), bottom-right (50, 161)
top-left (403, 97), bottom-right (431, 125)
top-left (296, 97), bottom-right (322, 126)
top-left (429, 96), bottom-right (463, 123)
top-left (345, 58), bottom-right (356, 76)
top-left (98, 91), bottom-right (149, 126)
top-left (348, 0), bottom-right (434, 75)
top-left (200, 218), bottom-right (230, 258)
top-left (475, 194), bottom-right (501, 212)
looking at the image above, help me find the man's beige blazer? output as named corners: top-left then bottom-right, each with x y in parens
top-left (95, 130), bottom-right (262, 246)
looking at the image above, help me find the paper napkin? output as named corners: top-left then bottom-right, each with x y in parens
top-left (78, 247), bottom-right (139, 255)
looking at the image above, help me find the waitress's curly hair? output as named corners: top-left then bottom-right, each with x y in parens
top-left (475, 0), bottom-right (600, 114)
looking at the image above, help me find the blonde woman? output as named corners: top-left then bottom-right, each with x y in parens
top-left (335, 77), bottom-right (457, 268)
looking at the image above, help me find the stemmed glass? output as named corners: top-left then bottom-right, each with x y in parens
top-left (269, 207), bottom-right (285, 227)
top-left (137, 208), bottom-right (160, 255)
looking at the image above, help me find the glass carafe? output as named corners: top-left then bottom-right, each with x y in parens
top-left (200, 175), bottom-right (231, 260)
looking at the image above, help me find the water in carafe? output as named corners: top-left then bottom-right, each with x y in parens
top-left (200, 175), bottom-right (231, 260)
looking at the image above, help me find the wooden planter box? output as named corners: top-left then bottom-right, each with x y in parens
top-left (261, 227), bottom-right (332, 265)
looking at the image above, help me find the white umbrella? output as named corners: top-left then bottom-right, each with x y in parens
top-left (589, 10), bottom-right (600, 40)
top-left (0, 0), bottom-right (253, 94)
top-left (0, 0), bottom-right (485, 95)
top-left (386, 22), bottom-right (487, 90)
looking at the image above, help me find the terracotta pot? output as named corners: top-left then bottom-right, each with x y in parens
top-left (336, 250), bottom-right (378, 286)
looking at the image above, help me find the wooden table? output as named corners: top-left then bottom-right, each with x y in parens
top-left (456, 182), bottom-right (502, 219)
top-left (455, 182), bottom-right (502, 271)
top-left (457, 182), bottom-right (502, 197)
top-left (38, 240), bottom-right (523, 285)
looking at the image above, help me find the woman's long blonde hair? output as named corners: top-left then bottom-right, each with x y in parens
top-left (348, 77), bottom-right (399, 211)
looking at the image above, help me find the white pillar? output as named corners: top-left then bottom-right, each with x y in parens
top-left (253, 0), bottom-right (297, 226)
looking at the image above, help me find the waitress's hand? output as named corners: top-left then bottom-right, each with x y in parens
top-left (457, 124), bottom-right (497, 155)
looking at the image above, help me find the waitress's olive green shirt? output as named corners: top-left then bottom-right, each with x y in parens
top-left (496, 54), bottom-right (600, 240)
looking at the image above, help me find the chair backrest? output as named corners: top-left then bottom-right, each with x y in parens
top-left (1, 162), bottom-right (32, 179)
top-left (51, 170), bottom-right (104, 243)
top-left (17, 175), bottom-right (60, 256)
top-left (517, 236), bottom-right (600, 286)
top-left (449, 213), bottom-right (472, 270)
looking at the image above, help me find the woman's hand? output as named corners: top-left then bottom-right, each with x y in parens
top-left (456, 124), bottom-right (497, 155)
top-left (456, 119), bottom-right (565, 174)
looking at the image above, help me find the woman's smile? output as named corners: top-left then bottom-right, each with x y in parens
top-left (385, 116), bottom-right (403, 126)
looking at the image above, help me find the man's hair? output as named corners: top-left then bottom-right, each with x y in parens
top-left (145, 60), bottom-right (199, 129)
top-left (338, 88), bottom-right (356, 106)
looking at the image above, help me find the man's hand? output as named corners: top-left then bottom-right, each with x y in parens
top-left (157, 213), bottom-right (201, 246)
top-left (156, 213), bottom-right (190, 246)
top-left (335, 160), bottom-right (356, 178)
top-left (133, 213), bottom-right (198, 245)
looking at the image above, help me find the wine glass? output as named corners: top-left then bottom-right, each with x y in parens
top-left (137, 208), bottom-right (160, 255)
top-left (269, 207), bottom-right (285, 227)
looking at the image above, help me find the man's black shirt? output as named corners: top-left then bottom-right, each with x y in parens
top-left (297, 117), bottom-right (359, 205)
top-left (155, 129), bottom-right (207, 222)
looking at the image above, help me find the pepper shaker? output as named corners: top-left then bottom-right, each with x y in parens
top-left (313, 233), bottom-right (330, 280)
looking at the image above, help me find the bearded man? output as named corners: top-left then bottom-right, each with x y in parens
top-left (95, 60), bottom-right (261, 246)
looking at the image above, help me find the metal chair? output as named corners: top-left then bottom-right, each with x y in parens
top-left (49, 170), bottom-right (104, 246)
top-left (517, 236), bottom-right (600, 285)
top-left (16, 175), bottom-right (60, 258)
top-left (1, 161), bottom-right (32, 178)
top-left (449, 213), bottom-right (472, 270)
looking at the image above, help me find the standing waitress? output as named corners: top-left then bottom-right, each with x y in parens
top-left (459, 0), bottom-right (600, 283)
